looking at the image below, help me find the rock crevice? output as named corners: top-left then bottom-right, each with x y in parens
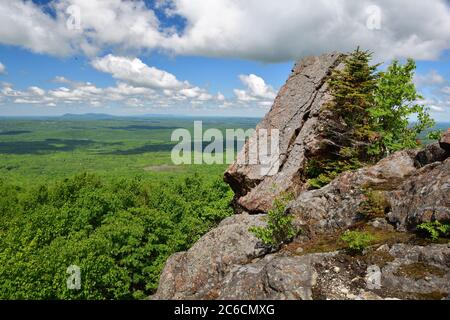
top-left (224, 52), bottom-right (346, 213)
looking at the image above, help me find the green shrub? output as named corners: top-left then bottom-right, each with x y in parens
top-left (358, 189), bottom-right (390, 219)
top-left (417, 221), bottom-right (450, 241)
top-left (249, 194), bottom-right (297, 247)
top-left (340, 230), bottom-right (375, 253)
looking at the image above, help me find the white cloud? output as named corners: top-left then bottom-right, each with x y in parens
top-left (413, 69), bottom-right (450, 116)
top-left (0, 62), bottom-right (5, 74)
top-left (13, 98), bottom-right (41, 104)
top-left (233, 89), bottom-right (257, 102)
top-left (92, 54), bottom-right (184, 90)
top-left (234, 74), bottom-right (276, 109)
top-left (53, 76), bottom-right (73, 84)
top-left (258, 101), bottom-right (273, 107)
top-left (238, 74), bottom-right (276, 100)
top-left (0, 1), bottom-right (72, 56)
top-left (179, 86), bottom-right (202, 98)
top-left (28, 86), bottom-right (45, 96)
top-left (414, 70), bottom-right (446, 87)
top-left (0, 73), bottom-right (223, 112)
top-left (161, 0), bottom-right (450, 62)
top-left (1, 1), bottom-right (450, 62)
top-left (217, 92), bottom-right (225, 101)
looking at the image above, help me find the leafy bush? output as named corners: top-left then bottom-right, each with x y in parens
top-left (371, 58), bottom-right (437, 154)
top-left (0, 173), bottom-right (233, 299)
top-left (340, 230), bottom-right (375, 253)
top-left (249, 194), bottom-right (297, 247)
top-left (417, 221), bottom-right (450, 241)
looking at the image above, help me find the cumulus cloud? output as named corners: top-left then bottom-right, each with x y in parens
top-left (238, 74), bottom-right (276, 100)
top-left (0, 1), bottom-right (74, 56)
top-left (0, 0), bottom-right (162, 57)
top-left (53, 76), bottom-right (74, 84)
top-left (233, 74), bottom-right (276, 109)
top-left (216, 92), bottom-right (225, 101)
top-left (1, 1), bottom-right (450, 62)
top-left (92, 54), bottom-right (185, 90)
top-left (90, 54), bottom-right (219, 106)
top-left (29, 86), bottom-right (45, 96)
top-left (0, 71), bottom-right (223, 112)
top-left (0, 62), bottom-right (5, 74)
top-left (160, 0), bottom-right (450, 62)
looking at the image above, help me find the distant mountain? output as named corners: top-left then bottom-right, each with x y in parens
top-left (60, 113), bottom-right (117, 120)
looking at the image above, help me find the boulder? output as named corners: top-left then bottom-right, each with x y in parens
top-left (386, 158), bottom-right (450, 231)
top-left (439, 128), bottom-right (450, 153)
top-left (154, 143), bottom-right (449, 300)
top-left (288, 146), bottom-right (449, 236)
top-left (287, 149), bottom-right (418, 236)
top-left (224, 52), bottom-right (346, 213)
top-left (152, 213), bottom-right (266, 300)
top-left (156, 240), bottom-right (450, 300)
top-left (415, 142), bottom-right (448, 167)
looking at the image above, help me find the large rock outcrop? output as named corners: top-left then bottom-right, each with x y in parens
top-left (288, 143), bottom-right (449, 236)
top-left (224, 52), bottom-right (346, 213)
top-left (153, 213), bottom-right (267, 299)
top-left (154, 145), bottom-right (450, 300)
top-left (154, 52), bottom-right (450, 300)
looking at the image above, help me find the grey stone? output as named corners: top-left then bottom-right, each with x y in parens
top-left (224, 52), bottom-right (346, 213)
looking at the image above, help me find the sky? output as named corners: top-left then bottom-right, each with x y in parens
top-left (0, 0), bottom-right (450, 119)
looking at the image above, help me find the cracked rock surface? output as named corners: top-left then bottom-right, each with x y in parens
top-left (224, 52), bottom-right (346, 214)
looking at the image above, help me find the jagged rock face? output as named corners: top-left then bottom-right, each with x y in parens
top-left (155, 52), bottom-right (450, 300)
top-left (288, 143), bottom-right (449, 236)
top-left (241, 243), bottom-right (450, 300)
top-left (224, 52), bottom-right (346, 213)
top-left (155, 226), bottom-right (450, 300)
top-left (287, 149), bottom-right (418, 236)
top-left (153, 213), bottom-right (267, 300)
top-left (387, 158), bottom-right (450, 231)
top-left (155, 144), bottom-right (450, 300)
top-left (440, 128), bottom-right (450, 153)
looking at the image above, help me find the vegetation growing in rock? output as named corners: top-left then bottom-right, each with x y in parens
top-left (394, 262), bottom-right (446, 280)
top-left (358, 189), bottom-right (390, 219)
top-left (417, 221), bottom-right (450, 241)
top-left (307, 47), bottom-right (438, 189)
top-left (340, 230), bottom-right (375, 254)
top-left (249, 194), bottom-right (297, 247)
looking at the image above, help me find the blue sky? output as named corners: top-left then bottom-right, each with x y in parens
top-left (1, 0), bottom-right (450, 120)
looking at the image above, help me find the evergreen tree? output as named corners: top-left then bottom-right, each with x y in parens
top-left (327, 47), bottom-right (381, 162)
top-left (306, 48), bottom-right (380, 188)
top-left (306, 48), bottom-right (437, 189)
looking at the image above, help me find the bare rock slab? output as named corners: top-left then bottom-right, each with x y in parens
top-left (224, 52), bottom-right (346, 213)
